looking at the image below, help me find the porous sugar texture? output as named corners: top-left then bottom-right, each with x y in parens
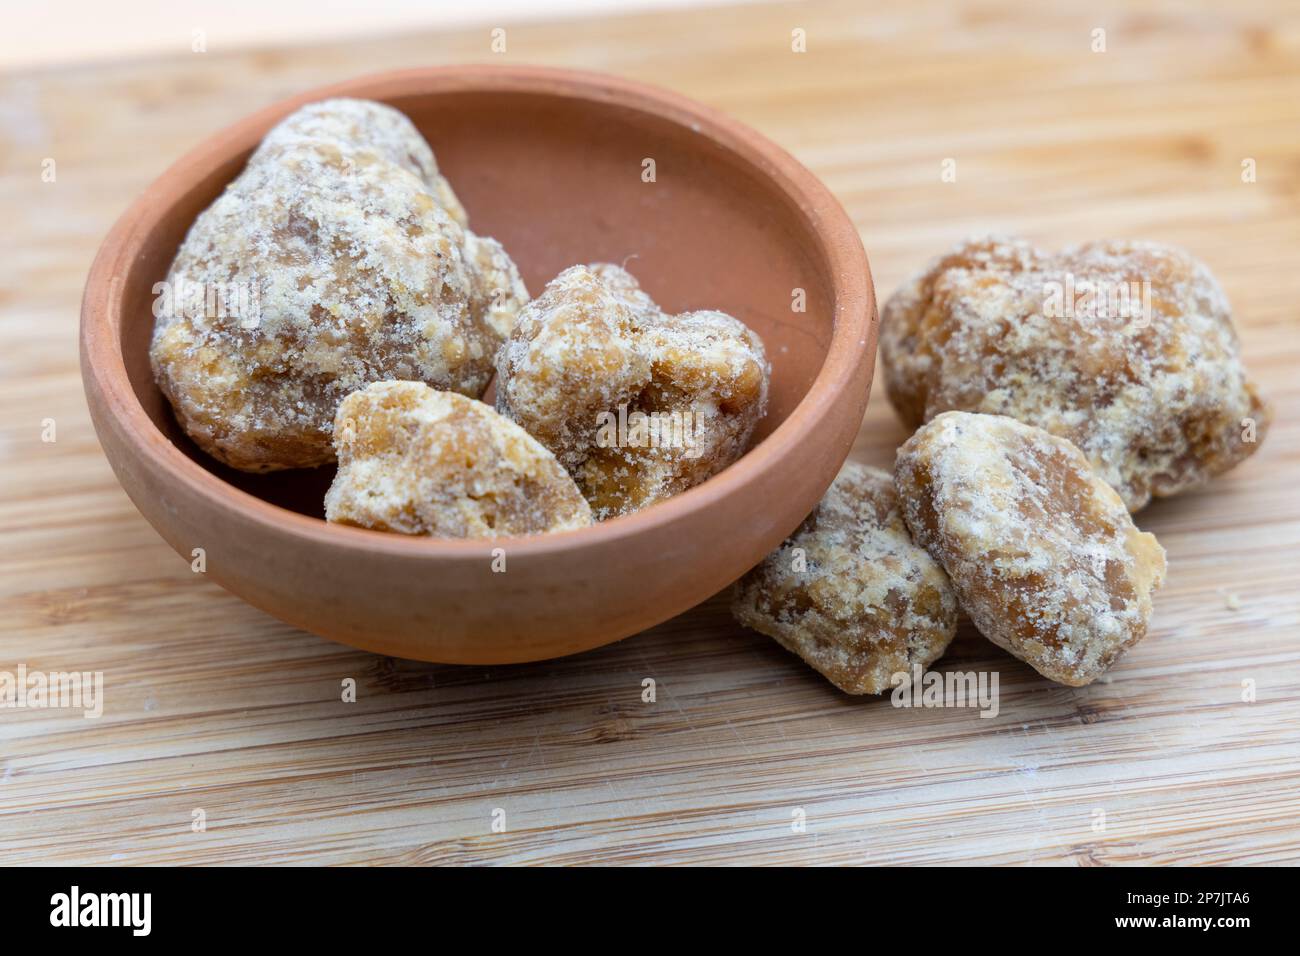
top-left (324, 381), bottom-right (592, 538)
top-left (880, 236), bottom-right (1270, 510)
top-left (895, 412), bottom-right (1167, 686)
top-left (495, 264), bottom-right (770, 519)
top-left (252, 97), bottom-right (469, 227)
top-left (732, 463), bottom-right (958, 695)
top-left (150, 99), bottom-right (527, 472)
top-left (464, 233), bottom-right (530, 341)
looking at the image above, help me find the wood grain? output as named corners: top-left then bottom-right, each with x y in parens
top-left (2, 0), bottom-right (1298, 865)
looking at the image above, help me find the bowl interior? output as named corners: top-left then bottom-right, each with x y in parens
top-left (120, 86), bottom-right (837, 517)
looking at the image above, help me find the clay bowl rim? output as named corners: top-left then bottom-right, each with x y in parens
top-left (81, 64), bottom-right (874, 560)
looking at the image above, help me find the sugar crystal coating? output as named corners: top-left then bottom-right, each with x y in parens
top-left (252, 97), bottom-right (469, 227)
top-left (274, 101), bottom-right (534, 338)
top-left (880, 236), bottom-right (1270, 510)
top-left (325, 381), bottom-right (592, 537)
top-left (495, 264), bottom-right (770, 518)
top-left (150, 99), bottom-right (527, 472)
top-left (464, 233), bottom-right (530, 341)
top-left (732, 463), bottom-right (958, 694)
top-left (895, 411), bottom-right (1167, 686)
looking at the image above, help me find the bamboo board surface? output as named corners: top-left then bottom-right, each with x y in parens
top-left (1, 0), bottom-right (1298, 865)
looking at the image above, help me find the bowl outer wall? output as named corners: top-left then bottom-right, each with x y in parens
top-left (79, 65), bottom-right (878, 664)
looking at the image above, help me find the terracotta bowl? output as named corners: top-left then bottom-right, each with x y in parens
top-left (80, 66), bottom-right (876, 664)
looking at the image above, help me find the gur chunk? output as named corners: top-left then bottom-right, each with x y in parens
top-left (151, 99), bottom-right (527, 473)
top-left (732, 463), bottom-right (958, 694)
top-left (324, 381), bottom-right (592, 538)
top-left (252, 97), bottom-right (469, 226)
top-left (880, 236), bottom-right (1270, 510)
top-left (895, 411), bottom-right (1167, 686)
top-left (495, 264), bottom-right (769, 519)
top-left (463, 232), bottom-right (530, 341)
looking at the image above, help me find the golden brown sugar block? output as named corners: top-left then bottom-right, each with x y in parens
top-left (324, 381), bottom-right (592, 538)
top-left (732, 463), bottom-right (958, 694)
top-left (895, 411), bottom-right (1167, 686)
top-left (463, 233), bottom-right (530, 341)
top-left (250, 97), bottom-right (469, 226)
top-left (252, 101), bottom-right (528, 332)
top-left (880, 236), bottom-right (1270, 510)
top-left (151, 99), bottom-right (527, 473)
top-left (496, 264), bottom-right (769, 519)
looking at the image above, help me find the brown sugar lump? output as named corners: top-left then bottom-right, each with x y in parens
top-left (151, 140), bottom-right (485, 472)
top-left (731, 463), bottom-right (958, 694)
top-left (251, 97), bottom-right (469, 227)
top-left (463, 232), bottom-right (531, 341)
top-left (252, 99), bottom-right (530, 337)
top-left (324, 381), bottom-right (592, 538)
top-left (151, 101), bottom-right (527, 473)
top-left (495, 264), bottom-right (770, 519)
top-left (895, 411), bottom-right (1167, 687)
top-left (880, 236), bottom-right (1270, 511)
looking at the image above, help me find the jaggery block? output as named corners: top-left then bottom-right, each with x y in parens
top-left (252, 97), bottom-right (469, 227)
top-left (324, 381), bottom-right (592, 537)
top-left (895, 411), bottom-right (1167, 686)
top-left (880, 236), bottom-right (1270, 510)
top-left (732, 463), bottom-right (958, 694)
top-left (463, 232), bottom-right (531, 341)
top-left (151, 100), bottom-right (527, 472)
top-left (495, 264), bottom-right (769, 518)
top-left (255, 100), bottom-right (528, 336)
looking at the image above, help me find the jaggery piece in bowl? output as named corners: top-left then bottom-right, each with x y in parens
top-left (895, 411), bottom-right (1166, 686)
top-left (732, 463), bottom-right (958, 694)
top-left (495, 263), bottom-right (770, 519)
top-left (325, 381), bottom-right (592, 538)
top-left (880, 236), bottom-right (1270, 510)
top-left (249, 97), bottom-right (469, 226)
top-left (150, 99), bottom-right (527, 473)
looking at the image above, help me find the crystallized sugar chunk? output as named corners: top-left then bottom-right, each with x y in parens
top-left (732, 463), bottom-right (958, 694)
top-left (250, 97), bottom-right (469, 226)
top-left (895, 411), bottom-right (1166, 686)
top-left (880, 236), bottom-right (1270, 510)
top-left (495, 263), bottom-right (769, 519)
top-left (151, 99), bottom-right (527, 472)
top-left (325, 381), bottom-right (592, 538)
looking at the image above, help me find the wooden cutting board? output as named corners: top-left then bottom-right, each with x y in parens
top-left (2, 0), bottom-right (1297, 865)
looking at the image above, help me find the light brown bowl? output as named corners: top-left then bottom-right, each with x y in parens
top-left (80, 66), bottom-right (876, 664)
